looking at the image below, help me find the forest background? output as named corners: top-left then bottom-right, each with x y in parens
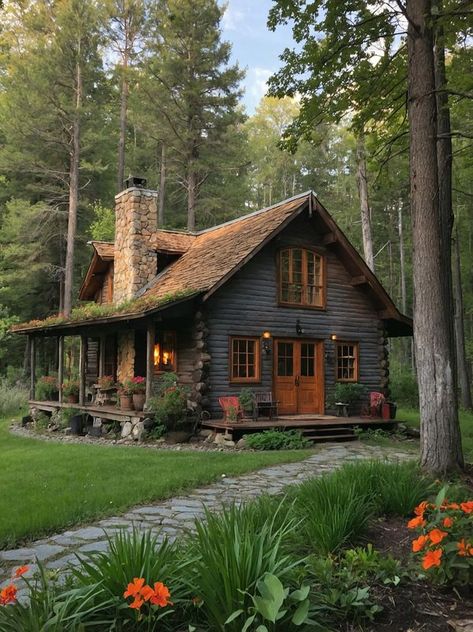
top-left (0, 0), bottom-right (471, 407)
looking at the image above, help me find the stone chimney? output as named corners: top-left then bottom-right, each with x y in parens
top-left (113, 177), bottom-right (158, 304)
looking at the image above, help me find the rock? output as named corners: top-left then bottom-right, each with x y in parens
top-left (121, 421), bottom-right (132, 438)
top-left (224, 440), bottom-right (235, 448)
top-left (132, 421), bottom-right (145, 442)
top-left (448, 620), bottom-right (473, 632)
top-left (236, 438), bottom-right (247, 449)
top-left (198, 429), bottom-right (213, 438)
top-left (205, 432), bottom-right (216, 443)
top-left (405, 426), bottom-right (420, 438)
top-left (213, 433), bottom-right (231, 446)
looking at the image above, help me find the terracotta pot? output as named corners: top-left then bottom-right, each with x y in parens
top-left (67, 394), bottom-right (79, 403)
top-left (132, 392), bottom-right (146, 411)
top-left (120, 394), bottom-right (134, 410)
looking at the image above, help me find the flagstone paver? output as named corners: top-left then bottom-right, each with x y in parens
top-left (0, 442), bottom-right (413, 587)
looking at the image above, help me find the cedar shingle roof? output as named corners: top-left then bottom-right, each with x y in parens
top-left (141, 196), bottom-right (307, 301)
top-left (151, 230), bottom-right (195, 253)
top-left (91, 241), bottom-right (114, 259)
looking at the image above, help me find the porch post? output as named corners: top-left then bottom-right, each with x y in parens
top-left (29, 335), bottom-right (36, 400)
top-left (79, 335), bottom-right (87, 406)
top-left (146, 321), bottom-right (155, 404)
top-left (99, 334), bottom-right (106, 378)
top-left (58, 336), bottom-right (64, 403)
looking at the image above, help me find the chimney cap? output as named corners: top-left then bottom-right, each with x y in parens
top-left (124, 175), bottom-right (147, 189)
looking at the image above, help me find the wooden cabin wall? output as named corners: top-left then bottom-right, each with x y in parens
top-left (205, 213), bottom-right (385, 416)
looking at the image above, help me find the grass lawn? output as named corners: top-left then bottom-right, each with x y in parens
top-left (0, 417), bottom-right (312, 549)
top-left (398, 407), bottom-right (473, 462)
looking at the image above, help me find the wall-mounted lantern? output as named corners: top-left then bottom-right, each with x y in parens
top-left (296, 319), bottom-right (304, 336)
top-left (330, 333), bottom-right (337, 341)
top-left (262, 331), bottom-right (272, 354)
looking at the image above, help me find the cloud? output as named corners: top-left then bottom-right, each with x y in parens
top-left (222, 2), bottom-right (246, 32)
top-left (247, 66), bottom-right (272, 103)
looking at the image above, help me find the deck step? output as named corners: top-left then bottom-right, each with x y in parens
top-left (304, 433), bottom-right (358, 443)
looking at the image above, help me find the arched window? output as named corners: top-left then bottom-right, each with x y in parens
top-left (279, 248), bottom-right (325, 308)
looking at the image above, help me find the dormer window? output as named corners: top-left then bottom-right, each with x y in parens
top-left (279, 248), bottom-right (325, 308)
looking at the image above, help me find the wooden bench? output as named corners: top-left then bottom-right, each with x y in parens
top-left (253, 392), bottom-right (279, 421)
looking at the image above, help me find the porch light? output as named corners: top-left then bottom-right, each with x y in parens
top-left (296, 319), bottom-right (304, 336)
top-left (262, 331), bottom-right (272, 354)
top-left (330, 334), bottom-right (337, 341)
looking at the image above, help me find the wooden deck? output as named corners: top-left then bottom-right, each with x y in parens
top-left (202, 414), bottom-right (398, 443)
top-left (29, 400), bottom-right (149, 422)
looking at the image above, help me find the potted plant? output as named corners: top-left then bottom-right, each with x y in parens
top-left (117, 379), bottom-right (134, 410)
top-left (333, 382), bottom-right (366, 416)
top-left (36, 376), bottom-right (59, 401)
top-left (62, 380), bottom-right (80, 403)
top-left (131, 376), bottom-right (146, 411)
top-left (69, 410), bottom-right (84, 435)
top-left (96, 375), bottom-right (117, 406)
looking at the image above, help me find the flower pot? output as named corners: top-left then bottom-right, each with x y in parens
top-left (132, 392), bottom-right (146, 411)
top-left (67, 394), bottom-right (79, 403)
top-left (70, 414), bottom-right (83, 435)
top-left (51, 390), bottom-right (59, 401)
top-left (119, 394), bottom-right (134, 410)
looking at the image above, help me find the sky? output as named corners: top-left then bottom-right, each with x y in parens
top-left (220, 0), bottom-right (294, 115)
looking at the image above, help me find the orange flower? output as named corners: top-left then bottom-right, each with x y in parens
top-left (443, 517), bottom-right (454, 528)
top-left (124, 577), bottom-right (145, 599)
top-left (407, 515), bottom-right (426, 529)
top-left (129, 596), bottom-right (144, 610)
top-left (13, 565), bottom-right (29, 578)
top-left (447, 502), bottom-right (460, 510)
top-left (412, 535), bottom-right (429, 552)
top-left (428, 529), bottom-right (448, 545)
top-left (0, 584), bottom-right (17, 606)
top-left (414, 501), bottom-right (429, 517)
top-left (460, 501), bottom-right (473, 514)
top-left (422, 548), bottom-right (443, 570)
top-left (149, 582), bottom-right (172, 607)
top-left (457, 539), bottom-right (473, 557)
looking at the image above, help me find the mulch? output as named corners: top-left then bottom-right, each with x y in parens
top-left (339, 516), bottom-right (473, 632)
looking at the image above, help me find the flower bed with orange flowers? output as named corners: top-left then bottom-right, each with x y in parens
top-left (408, 486), bottom-right (473, 586)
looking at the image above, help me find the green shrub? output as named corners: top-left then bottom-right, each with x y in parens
top-left (390, 370), bottom-right (419, 408)
top-left (35, 376), bottom-right (58, 401)
top-left (187, 500), bottom-right (304, 632)
top-left (34, 412), bottom-right (50, 431)
top-left (289, 472), bottom-right (375, 554)
top-left (338, 461), bottom-right (434, 517)
top-left (0, 379), bottom-right (28, 415)
top-left (246, 430), bottom-right (311, 450)
top-left (333, 382), bottom-right (366, 407)
top-left (147, 373), bottom-right (188, 431)
top-left (238, 388), bottom-right (255, 414)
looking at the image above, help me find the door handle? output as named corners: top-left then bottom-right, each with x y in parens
top-left (295, 375), bottom-right (300, 387)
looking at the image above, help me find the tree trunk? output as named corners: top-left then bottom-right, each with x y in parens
top-left (63, 59), bottom-right (81, 317)
top-left (117, 63), bottom-right (129, 192)
top-left (406, 0), bottom-right (463, 474)
top-left (453, 225), bottom-right (472, 410)
top-left (397, 200), bottom-right (407, 314)
top-left (187, 169), bottom-right (196, 231)
top-left (158, 142), bottom-right (166, 225)
top-left (356, 132), bottom-right (375, 272)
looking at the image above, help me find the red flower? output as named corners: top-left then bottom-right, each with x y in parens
top-left (457, 539), bottom-right (473, 557)
top-left (414, 501), bottom-right (429, 517)
top-left (443, 517), bottom-right (454, 528)
top-left (460, 501), bottom-right (473, 514)
top-left (0, 584), bottom-right (17, 606)
top-left (13, 565), bottom-right (29, 578)
top-left (422, 548), bottom-right (443, 570)
top-left (129, 595), bottom-right (144, 610)
top-left (428, 529), bottom-right (448, 545)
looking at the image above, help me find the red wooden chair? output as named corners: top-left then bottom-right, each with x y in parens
top-left (218, 396), bottom-right (243, 423)
top-left (369, 391), bottom-right (385, 418)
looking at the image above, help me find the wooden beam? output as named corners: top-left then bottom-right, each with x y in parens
top-left (146, 321), bottom-right (155, 404)
top-left (322, 232), bottom-right (337, 245)
top-left (99, 334), bottom-right (106, 377)
top-left (350, 275), bottom-right (368, 286)
top-left (58, 336), bottom-right (64, 403)
top-left (79, 335), bottom-right (87, 406)
top-left (29, 336), bottom-right (36, 400)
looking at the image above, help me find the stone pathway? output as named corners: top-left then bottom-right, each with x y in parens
top-left (0, 443), bottom-right (412, 591)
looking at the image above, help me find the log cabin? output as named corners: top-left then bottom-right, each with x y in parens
top-left (14, 178), bottom-right (411, 432)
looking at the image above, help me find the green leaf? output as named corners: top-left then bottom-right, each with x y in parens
top-left (225, 609), bottom-right (244, 624)
top-left (241, 614), bottom-right (256, 632)
top-left (292, 599), bottom-right (310, 626)
top-left (290, 585), bottom-right (310, 602)
top-left (434, 485), bottom-right (448, 508)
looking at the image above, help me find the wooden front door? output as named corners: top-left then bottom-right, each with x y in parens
top-left (274, 339), bottom-right (324, 415)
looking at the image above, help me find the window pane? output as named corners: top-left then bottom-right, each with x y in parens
top-left (336, 343), bottom-right (357, 381)
top-left (231, 338), bottom-right (258, 380)
top-left (281, 250), bottom-right (290, 282)
top-left (279, 248), bottom-right (324, 307)
top-left (301, 343), bottom-right (315, 377)
top-left (292, 249), bottom-right (303, 284)
top-left (277, 342), bottom-right (294, 376)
